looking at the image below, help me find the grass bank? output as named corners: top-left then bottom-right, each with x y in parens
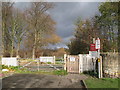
top-left (85, 77), bottom-right (119, 88)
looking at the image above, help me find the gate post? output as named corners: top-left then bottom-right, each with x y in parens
top-left (53, 56), bottom-right (55, 64)
top-left (79, 54), bottom-right (83, 73)
top-left (78, 54), bottom-right (80, 74)
top-left (64, 54), bottom-right (67, 70)
top-left (100, 56), bottom-right (103, 78)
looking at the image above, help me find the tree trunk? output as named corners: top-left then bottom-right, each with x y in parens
top-left (32, 31), bottom-right (37, 60)
top-left (10, 40), bottom-right (14, 57)
top-left (16, 42), bottom-right (20, 58)
top-left (32, 45), bottom-right (35, 60)
top-left (10, 21), bottom-right (16, 57)
top-left (2, 22), bottom-right (5, 56)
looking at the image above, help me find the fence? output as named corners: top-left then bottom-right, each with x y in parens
top-left (79, 54), bottom-right (96, 73)
top-left (2, 57), bottom-right (19, 66)
top-left (64, 54), bottom-right (96, 73)
top-left (40, 56), bottom-right (55, 64)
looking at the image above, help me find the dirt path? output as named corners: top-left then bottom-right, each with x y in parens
top-left (2, 74), bottom-right (88, 88)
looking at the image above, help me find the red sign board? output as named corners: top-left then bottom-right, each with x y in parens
top-left (90, 44), bottom-right (97, 51)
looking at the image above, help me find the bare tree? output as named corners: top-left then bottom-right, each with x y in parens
top-left (26, 2), bottom-right (54, 59)
top-left (13, 9), bottom-right (28, 57)
top-left (2, 2), bottom-right (14, 56)
top-left (2, 2), bottom-right (27, 57)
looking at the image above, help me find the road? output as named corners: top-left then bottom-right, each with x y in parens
top-left (2, 74), bottom-right (88, 88)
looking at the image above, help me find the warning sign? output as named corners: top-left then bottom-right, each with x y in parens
top-left (98, 58), bottom-right (100, 62)
top-left (70, 57), bottom-right (75, 61)
top-left (90, 44), bottom-right (97, 51)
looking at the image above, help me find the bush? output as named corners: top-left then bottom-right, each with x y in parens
top-left (2, 65), bottom-right (9, 69)
top-left (2, 65), bottom-right (21, 71)
top-left (9, 66), bottom-right (21, 71)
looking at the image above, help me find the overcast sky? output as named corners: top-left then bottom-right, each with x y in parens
top-left (15, 2), bottom-right (100, 49)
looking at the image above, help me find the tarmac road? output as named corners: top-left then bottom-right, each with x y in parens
top-left (2, 74), bottom-right (88, 88)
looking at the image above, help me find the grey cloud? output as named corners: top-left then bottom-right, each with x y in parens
top-left (48, 2), bottom-right (100, 48)
top-left (15, 2), bottom-right (100, 48)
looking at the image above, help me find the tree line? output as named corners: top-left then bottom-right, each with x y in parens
top-left (1, 2), bottom-right (61, 59)
top-left (68, 2), bottom-right (119, 55)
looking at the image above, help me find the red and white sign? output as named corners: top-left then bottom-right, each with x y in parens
top-left (90, 44), bottom-right (97, 51)
top-left (95, 38), bottom-right (100, 49)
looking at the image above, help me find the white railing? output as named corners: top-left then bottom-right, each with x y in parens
top-left (40, 56), bottom-right (55, 64)
top-left (2, 57), bottom-right (18, 66)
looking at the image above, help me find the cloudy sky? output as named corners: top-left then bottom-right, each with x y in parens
top-left (15, 2), bottom-right (100, 49)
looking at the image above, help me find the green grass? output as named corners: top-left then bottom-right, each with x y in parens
top-left (53, 70), bottom-right (67, 75)
top-left (85, 77), bottom-right (119, 88)
top-left (55, 58), bottom-right (63, 61)
top-left (2, 65), bottom-right (68, 76)
top-left (15, 69), bottom-right (53, 75)
top-left (46, 62), bottom-right (52, 64)
top-left (15, 70), bottom-right (68, 76)
top-left (55, 62), bottom-right (63, 64)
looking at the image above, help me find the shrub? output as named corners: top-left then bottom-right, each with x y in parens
top-left (2, 65), bottom-right (21, 71)
top-left (2, 65), bottom-right (9, 69)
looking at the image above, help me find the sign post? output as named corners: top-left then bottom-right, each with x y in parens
top-left (95, 37), bottom-right (101, 78)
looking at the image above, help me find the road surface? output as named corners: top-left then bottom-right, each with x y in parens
top-left (2, 74), bottom-right (87, 88)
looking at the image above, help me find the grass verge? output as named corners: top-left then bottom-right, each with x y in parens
top-left (53, 70), bottom-right (68, 75)
top-left (2, 65), bottom-right (68, 78)
top-left (85, 77), bottom-right (119, 88)
top-left (15, 69), bottom-right (68, 75)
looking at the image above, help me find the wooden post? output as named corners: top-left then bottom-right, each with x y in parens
top-left (98, 49), bottom-right (101, 78)
top-left (100, 56), bottom-right (103, 78)
top-left (38, 59), bottom-right (40, 71)
top-left (53, 56), bottom-right (55, 64)
top-left (93, 38), bottom-right (96, 44)
top-left (93, 38), bottom-right (96, 74)
top-left (67, 55), bottom-right (69, 72)
top-left (38, 57), bottom-right (40, 71)
top-left (78, 54), bottom-right (80, 74)
top-left (79, 54), bottom-right (83, 73)
top-left (96, 37), bottom-right (101, 78)
top-left (64, 54), bottom-right (67, 70)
